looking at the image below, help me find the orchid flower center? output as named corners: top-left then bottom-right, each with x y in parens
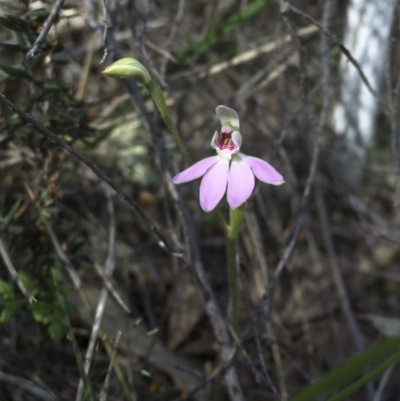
top-left (216, 132), bottom-right (236, 151)
top-left (211, 123), bottom-right (241, 158)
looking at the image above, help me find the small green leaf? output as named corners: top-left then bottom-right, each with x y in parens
top-left (0, 15), bottom-right (28, 32)
top-left (42, 81), bottom-right (60, 90)
top-left (4, 200), bottom-right (21, 225)
top-left (30, 302), bottom-right (49, 322)
top-left (48, 321), bottom-right (65, 344)
top-left (0, 279), bottom-right (13, 299)
top-left (0, 64), bottom-right (32, 80)
top-left (29, 7), bottom-right (52, 18)
top-left (0, 1), bottom-right (23, 11)
top-left (19, 273), bottom-right (39, 296)
top-left (0, 302), bottom-right (17, 323)
top-left (45, 207), bottom-right (58, 216)
top-left (0, 42), bottom-right (28, 53)
top-left (7, 225), bottom-right (23, 235)
top-left (51, 267), bottom-right (63, 283)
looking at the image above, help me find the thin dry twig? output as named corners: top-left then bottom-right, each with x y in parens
top-left (24, 184), bottom-right (81, 290)
top-left (0, 236), bottom-right (36, 303)
top-left (244, 212), bottom-right (287, 399)
top-left (279, 1), bottom-right (310, 118)
top-left (171, 348), bottom-right (237, 401)
top-left (243, 212), bottom-right (305, 367)
top-left (373, 364), bottom-right (394, 401)
top-left (93, 263), bottom-right (130, 314)
top-left (99, 330), bottom-right (122, 401)
top-left (316, 184), bottom-right (374, 401)
top-left (240, 292), bottom-right (282, 399)
top-left (286, 3), bottom-right (379, 101)
top-left (99, 0), bottom-right (110, 65)
top-left (280, 0), bottom-right (320, 200)
top-left (263, 334), bottom-right (312, 384)
top-left (245, 206), bottom-right (268, 290)
top-left (256, 0), bottom-right (323, 319)
top-left (171, 25), bottom-right (318, 82)
top-left (26, 0), bottom-right (66, 59)
top-left (160, 0), bottom-right (185, 79)
top-left (260, 0), bottom-right (334, 310)
top-left (0, 372), bottom-right (56, 401)
top-left (0, 94), bottom-right (176, 254)
top-left (75, 187), bottom-right (117, 401)
top-left (83, 0), bottom-right (100, 31)
top-left (316, 186), bottom-right (366, 352)
top-left (385, 0), bottom-right (400, 206)
top-left (0, 156), bottom-right (24, 169)
top-left (230, 324), bottom-right (269, 387)
top-left (128, 0), bottom-right (167, 87)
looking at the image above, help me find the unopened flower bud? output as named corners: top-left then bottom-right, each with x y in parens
top-left (103, 58), bottom-right (151, 85)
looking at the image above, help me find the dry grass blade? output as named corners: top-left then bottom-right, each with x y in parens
top-left (100, 330), bottom-right (123, 401)
top-left (75, 187), bottom-right (119, 401)
top-left (0, 372), bottom-right (56, 401)
top-left (172, 25), bottom-right (318, 81)
top-left (93, 263), bottom-right (130, 314)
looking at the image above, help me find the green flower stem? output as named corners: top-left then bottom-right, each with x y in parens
top-left (227, 236), bottom-right (238, 330)
top-left (146, 81), bottom-right (192, 167)
top-left (145, 79), bottom-right (231, 230)
top-left (227, 205), bottom-right (245, 331)
top-left (227, 205), bottom-right (245, 240)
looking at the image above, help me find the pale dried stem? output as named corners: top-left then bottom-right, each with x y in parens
top-left (0, 237), bottom-right (36, 303)
top-left (75, 187), bottom-right (118, 401)
top-left (0, 372), bottom-right (56, 401)
top-left (26, 0), bottom-right (66, 59)
top-left (99, 330), bottom-right (122, 401)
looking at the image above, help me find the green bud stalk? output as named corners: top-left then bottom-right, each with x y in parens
top-left (103, 58), bottom-right (191, 167)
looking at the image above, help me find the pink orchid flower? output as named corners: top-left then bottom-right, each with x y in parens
top-left (172, 106), bottom-right (285, 212)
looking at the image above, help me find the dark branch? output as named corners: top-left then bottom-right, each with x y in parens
top-left (0, 94), bottom-right (178, 254)
top-left (26, 0), bottom-right (66, 59)
top-left (285, 3), bottom-right (378, 100)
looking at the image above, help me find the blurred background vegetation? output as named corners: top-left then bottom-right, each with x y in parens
top-left (1, 0), bottom-right (400, 400)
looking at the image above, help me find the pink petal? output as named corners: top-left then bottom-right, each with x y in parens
top-left (200, 158), bottom-right (229, 212)
top-left (227, 156), bottom-right (255, 209)
top-left (239, 154), bottom-right (284, 185)
top-left (171, 156), bottom-right (219, 184)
